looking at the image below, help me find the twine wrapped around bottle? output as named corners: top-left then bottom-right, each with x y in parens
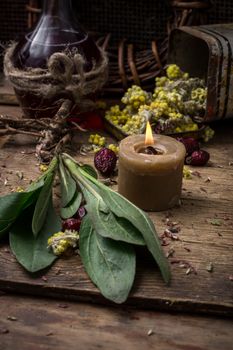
top-left (4, 43), bottom-right (108, 115)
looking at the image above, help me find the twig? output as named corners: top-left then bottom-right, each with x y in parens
top-left (0, 115), bottom-right (51, 131)
top-left (71, 121), bottom-right (87, 132)
top-left (55, 133), bottom-right (72, 154)
top-left (0, 127), bottom-right (41, 138)
top-left (0, 99), bottom-right (75, 162)
top-left (36, 99), bottom-right (74, 162)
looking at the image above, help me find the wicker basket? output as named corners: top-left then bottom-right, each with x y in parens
top-left (1, 0), bottom-right (233, 94)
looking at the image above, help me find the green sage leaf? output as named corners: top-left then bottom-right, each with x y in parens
top-left (79, 215), bottom-right (136, 304)
top-left (0, 190), bottom-right (39, 239)
top-left (27, 175), bottom-right (47, 192)
top-left (27, 156), bottom-right (58, 192)
top-left (32, 172), bottom-right (54, 237)
top-left (63, 157), bottom-right (145, 245)
top-left (63, 156), bottom-right (170, 283)
top-left (80, 164), bottom-right (98, 179)
top-left (0, 157), bottom-right (58, 240)
top-left (80, 168), bottom-right (171, 284)
top-left (10, 201), bottom-right (61, 273)
top-left (60, 191), bottom-right (82, 219)
top-left (81, 185), bottom-right (145, 246)
top-left (59, 157), bottom-right (76, 208)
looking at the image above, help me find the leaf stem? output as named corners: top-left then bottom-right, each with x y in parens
top-left (62, 156), bottom-right (102, 200)
top-left (27, 156), bottom-right (58, 192)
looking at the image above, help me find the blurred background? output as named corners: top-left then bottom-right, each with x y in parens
top-left (0, 0), bottom-right (233, 69)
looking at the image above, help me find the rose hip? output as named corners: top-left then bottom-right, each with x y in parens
top-left (94, 148), bottom-right (117, 176)
top-left (177, 137), bottom-right (200, 155)
top-left (185, 150), bottom-right (210, 166)
top-left (62, 218), bottom-right (81, 231)
top-left (77, 206), bottom-right (86, 219)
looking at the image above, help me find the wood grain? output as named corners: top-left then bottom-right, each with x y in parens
top-left (0, 106), bottom-right (232, 316)
top-left (0, 294), bottom-right (232, 350)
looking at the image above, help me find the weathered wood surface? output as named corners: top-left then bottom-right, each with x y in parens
top-left (0, 294), bottom-right (233, 350)
top-left (0, 106), bottom-right (233, 316)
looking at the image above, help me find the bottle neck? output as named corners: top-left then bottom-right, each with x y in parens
top-left (43, 0), bottom-right (73, 18)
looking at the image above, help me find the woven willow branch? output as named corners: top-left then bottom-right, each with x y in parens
top-left (25, 0), bottom-right (212, 93)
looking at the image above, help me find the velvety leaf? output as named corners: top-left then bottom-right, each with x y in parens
top-left (81, 169), bottom-right (171, 284)
top-left (0, 157), bottom-right (58, 240)
top-left (0, 222), bottom-right (13, 239)
top-left (81, 186), bottom-right (145, 246)
top-left (79, 215), bottom-right (136, 303)
top-left (63, 156), bottom-right (170, 283)
top-left (27, 176), bottom-right (46, 192)
top-left (80, 164), bottom-right (98, 179)
top-left (32, 172), bottom-right (54, 237)
top-left (63, 157), bottom-right (144, 245)
top-left (0, 191), bottom-right (38, 239)
top-left (27, 156), bottom-right (58, 192)
top-left (59, 158), bottom-right (76, 208)
top-left (60, 191), bottom-right (82, 219)
top-left (10, 202), bottom-right (61, 273)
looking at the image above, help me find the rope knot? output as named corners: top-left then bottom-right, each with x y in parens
top-left (73, 53), bottom-right (86, 86)
top-left (48, 52), bottom-right (73, 82)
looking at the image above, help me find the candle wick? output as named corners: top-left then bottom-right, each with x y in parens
top-left (144, 146), bottom-right (159, 155)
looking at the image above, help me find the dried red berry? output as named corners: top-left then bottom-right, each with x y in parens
top-left (94, 148), bottom-right (117, 176)
top-left (185, 150), bottom-right (210, 166)
top-left (177, 137), bottom-right (200, 155)
top-left (77, 206), bottom-right (86, 219)
top-left (62, 218), bottom-right (81, 231)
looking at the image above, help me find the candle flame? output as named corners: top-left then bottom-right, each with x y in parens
top-left (145, 121), bottom-right (154, 145)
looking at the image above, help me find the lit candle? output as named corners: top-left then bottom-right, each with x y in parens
top-left (118, 122), bottom-right (186, 211)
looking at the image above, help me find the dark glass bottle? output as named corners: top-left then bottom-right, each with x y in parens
top-left (12, 0), bottom-right (101, 118)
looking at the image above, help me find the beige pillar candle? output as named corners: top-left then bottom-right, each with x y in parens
top-left (118, 131), bottom-right (186, 211)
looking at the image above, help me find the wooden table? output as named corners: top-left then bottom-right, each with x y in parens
top-left (0, 103), bottom-right (232, 350)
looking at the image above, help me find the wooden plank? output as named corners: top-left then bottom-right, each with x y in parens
top-left (0, 106), bottom-right (232, 316)
top-left (0, 294), bottom-right (232, 350)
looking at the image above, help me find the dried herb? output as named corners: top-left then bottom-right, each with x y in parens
top-left (7, 316), bottom-right (17, 321)
top-left (147, 329), bottom-right (154, 336)
top-left (170, 259), bottom-right (197, 275)
top-left (210, 219), bottom-right (222, 227)
top-left (206, 262), bottom-right (214, 273)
